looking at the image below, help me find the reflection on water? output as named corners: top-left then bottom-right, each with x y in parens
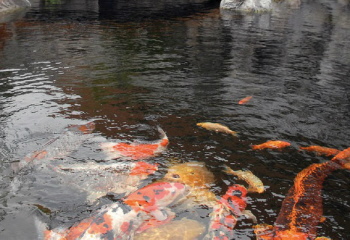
top-left (0, 0), bottom-right (350, 239)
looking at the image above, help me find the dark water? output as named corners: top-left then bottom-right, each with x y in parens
top-left (1, 0), bottom-right (350, 239)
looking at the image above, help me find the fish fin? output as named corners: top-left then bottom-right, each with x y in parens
top-left (34, 216), bottom-right (48, 240)
top-left (231, 131), bottom-right (239, 137)
top-left (242, 210), bottom-right (257, 223)
top-left (150, 209), bottom-right (168, 221)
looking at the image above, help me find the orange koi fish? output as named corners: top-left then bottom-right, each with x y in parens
top-left (299, 145), bottom-right (340, 157)
top-left (254, 151), bottom-right (350, 240)
top-left (332, 147), bottom-right (350, 169)
top-left (38, 182), bottom-right (188, 240)
top-left (52, 161), bottom-right (158, 203)
top-left (12, 121), bottom-right (95, 173)
top-left (238, 96), bottom-right (253, 104)
top-left (252, 140), bottom-right (291, 150)
top-left (100, 126), bottom-right (169, 160)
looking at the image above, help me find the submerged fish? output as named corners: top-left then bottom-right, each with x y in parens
top-left (134, 218), bottom-right (206, 240)
top-left (38, 182), bottom-right (189, 240)
top-left (299, 145), bottom-right (340, 157)
top-left (52, 161), bottom-right (158, 203)
top-left (238, 96), bottom-right (253, 104)
top-left (11, 121), bottom-right (95, 173)
top-left (252, 140), bottom-right (291, 150)
top-left (196, 122), bottom-right (238, 137)
top-left (224, 165), bottom-right (265, 193)
top-left (100, 126), bottom-right (169, 160)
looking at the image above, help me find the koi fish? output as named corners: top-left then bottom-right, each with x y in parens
top-left (252, 140), bottom-right (291, 150)
top-left (254, 160), bottom-right (343, 240)
top-left (38, 182), bottom-right (189, 240)
top-left (223, 165), bottom-right (265, 193)
top-left (299, 145), bottom-right (340, 157)
top-left (100, 126), bottom-right (169, 160)
top-left (52, 161), bottom-right (158, 203)
top-left (11, 121), bottom-right (95, 173)
top-left (205, 184), bottom-right (256, 240)
top-left (331, 147), bottom-right (350, 169)
top-left (238, 96), bottom-right (253, 104)
top-left (197, 122), bottom-right (238, 137)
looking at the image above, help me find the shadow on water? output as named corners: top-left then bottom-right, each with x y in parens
top-left (0, 0), bottom-right (350, 239)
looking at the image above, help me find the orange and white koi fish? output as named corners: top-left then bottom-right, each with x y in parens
top-left (52, 161), bottom-right (158, 203)
top-left (299, 145), bottom-right (340, 157)
top-left (206, 184), bottom-right (256, 240)
top-left (196, 122), bottom-right (238, 137)
top-left (100, 126), bottom-right (169, 160)
top-left (252, 140), bottom-right (291, 150)
top-left (224, 165), bottom-right (265, 193)
top-left (38, 182), bottom-right (189, 240)
top-left (12, 121), bottom-right (95, 173)
top-left (238, 96), bottom-right (253, 104)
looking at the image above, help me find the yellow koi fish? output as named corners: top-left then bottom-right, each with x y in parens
top-left (196, 122), bottom-right (238, 137)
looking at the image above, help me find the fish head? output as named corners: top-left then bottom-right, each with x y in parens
top-left (123, 182), bottom-right (188, 213)
top-left (162, 161), bottom-right (215, 188)
top-left (220, 184), bottom-right (247, 215)
top-left (130, 162), bottom-right (159, 176)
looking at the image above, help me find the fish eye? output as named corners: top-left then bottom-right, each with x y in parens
top-left (172, 174), bottom-right (180, 178)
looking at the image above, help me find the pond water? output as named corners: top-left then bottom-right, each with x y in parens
top-left (0, 0), bottom-right (350, 239)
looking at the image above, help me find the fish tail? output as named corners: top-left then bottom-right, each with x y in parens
top-left (156, 126), bottom-right (168, 140)
top-left (231, 131), bottom-right (239, 137)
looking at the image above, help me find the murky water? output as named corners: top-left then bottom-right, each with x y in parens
top-left (1, 0), bottom-right (350, 239)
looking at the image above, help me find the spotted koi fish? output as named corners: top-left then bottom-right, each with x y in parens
top-left (52, 161), bottom-right (159, 203)
top-left (254, 147), bottom-right (350, 240)
top-left (251, 140), bottom-right (291, 150)
top-left (299, 145), bottom-right (340, 157)
top-left (100, 126), bottom-right (169, 160)
top-left (11, 121), bottom-right (95, 173)
top-left (38, 182), bottom-right (189, 240)
top-left (205, 184), bottom-right (254, 240)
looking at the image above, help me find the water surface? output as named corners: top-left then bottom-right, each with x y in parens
top-left (0, 0), bottom-right (350, 239)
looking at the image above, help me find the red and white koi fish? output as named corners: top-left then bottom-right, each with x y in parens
top-left (52, 161), bottom-right (159, 203)
top-left (299, 145), bottom-right (340, 157)
top-left (11, 121), bottom-right (95, 173)
top-left (238, 96), bottom-right (253, 105)
top-left (252, 140), bottom-right (291, 150)
top-left (100, 126), bottom-right (169, 160)
top-left (38, 182), bottom-right (189, 240)
top-left (205, 184), bottom-right (255, 240)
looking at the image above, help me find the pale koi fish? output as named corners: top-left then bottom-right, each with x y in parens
top-left (51, 161), bottom-right (159, 203)
top-left (11, 121), bottom-right (95, 173)
top-left (224, 165), bottom-right (265, 193)
top-left (37, 182), bottom-right (189, 240)
top-left (196, 122), bottom-right (238, 137)
top-left (238, 96), bottom-right (253, 104)
top-left (299, 145), bottom-right (340, 157)
top-left (252, 140), bottom-right (291, 150)
top-left (100, 126), bottom-right (169, 160)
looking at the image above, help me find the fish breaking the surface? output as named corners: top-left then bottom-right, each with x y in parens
top-left (52, 161), bottom-right (158, 203)
top-left (100, 126), bottom-right (169, 160)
